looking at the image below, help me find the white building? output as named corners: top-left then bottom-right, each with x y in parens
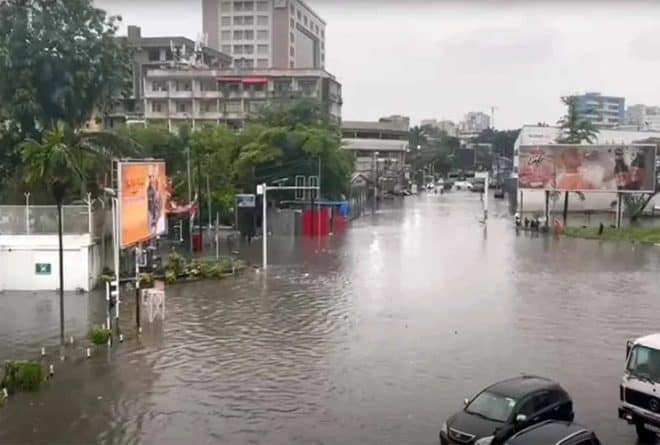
top-left (625, 104), bottom-right (660, 131)
top-left (513, 125), bottom-right (660, 213)
top-left (203, 0), bottom-right (326, 69)
top-left (460, 112), bottom-right (490, 133)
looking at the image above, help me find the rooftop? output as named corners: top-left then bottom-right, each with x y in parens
top-left (342, 120), bottom-right (409, 133)
top-left (145, 67), bottom-right (337, 80)
top-left (342, 138), bottom-right (408, 153)
top-left (487, 375), bottom-right (557, 399)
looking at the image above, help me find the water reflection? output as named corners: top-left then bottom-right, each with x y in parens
top-left (0, 192), bottom-right (658, 444)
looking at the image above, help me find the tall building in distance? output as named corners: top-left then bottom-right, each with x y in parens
top-left (203, 0), bottom-right (326, 69)
top-left (625, 104), bottom-right (660, 130)
top-left (573, 92), bottom-right (625, 128)
top-left (460, 112), bottom-right (490, 133)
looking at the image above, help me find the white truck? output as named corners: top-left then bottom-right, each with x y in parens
top-left (619, 334), bottom-right (660, 441)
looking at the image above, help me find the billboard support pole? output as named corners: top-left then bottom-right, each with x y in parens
top-left (563, 192), bottom-right (569, 226)
top-left (544, 190), bottom-right (550, 228)
top-left (113, 196), bottom-right (120, 339)
top-left (519, 190), bottom-right (523, 215)
top-left (135, 246), bottom-right (141, 334)
top-left (616, 193), bottom-right (623, 228)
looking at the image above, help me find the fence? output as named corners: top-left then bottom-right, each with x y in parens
top-left (0, 204), bottom-right (106, 237)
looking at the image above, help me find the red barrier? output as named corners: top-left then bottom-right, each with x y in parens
top-left (302, 208), bottom-right (330, 237)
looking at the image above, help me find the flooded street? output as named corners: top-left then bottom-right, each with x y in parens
top-left (2, 192), bottom-right (660, 444)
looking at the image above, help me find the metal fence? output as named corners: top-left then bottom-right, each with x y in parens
top-left (0, 205), bottom-right (105, 236)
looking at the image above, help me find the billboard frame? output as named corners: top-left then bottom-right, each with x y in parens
top-left (517, 144), bottom-right (657, 194)
top-left (117, 159), bottom-right (168, 249)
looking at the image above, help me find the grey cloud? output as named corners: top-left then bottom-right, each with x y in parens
top-left (628, 30), bottom-right (660, 61)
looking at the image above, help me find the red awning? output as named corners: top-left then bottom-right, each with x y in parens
top-left (242, 77), bottom-right (269, 84)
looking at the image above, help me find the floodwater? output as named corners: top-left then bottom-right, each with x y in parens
top-left (1, 192), bottom-right (660, 444)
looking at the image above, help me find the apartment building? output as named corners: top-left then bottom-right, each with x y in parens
top-left (203, 0), bottom-right (326, 69)
top-left (625, 104), bottom-right (660, 130)
top-left (573, 92), bottom-right (625, 128)
top-left (142, 67), bottom-right (341, 130)
top-left (99, 25), bottom-right (232, 129)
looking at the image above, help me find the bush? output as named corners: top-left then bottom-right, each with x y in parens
top-left (167, 252), bottom-right (186, 276)
top-left (233, 259), bottom-right (247, 272)
top-left (90, 326), bottom-right (112, 345)
top-left (165, 270), bottom-right (177, 285)
top-left (1, 361), bottom-right (42, 394)
top-left (139, 273), bottom-right (154, 288)
top-left (219, 258), bottom-right (234, 274)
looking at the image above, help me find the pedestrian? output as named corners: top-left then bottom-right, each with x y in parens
top-left (598, 222), bottom-right (604, 236)
top-left (524, 217), bottom-right (530, 229)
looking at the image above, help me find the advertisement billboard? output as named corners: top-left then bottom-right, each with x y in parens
top-left (518, 144), bottom-right (657, 192)
top-left (118, 161), bottom-right (167, 248)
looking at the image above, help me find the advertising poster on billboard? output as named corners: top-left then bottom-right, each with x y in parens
top-left (518, 145), bottom-right (657, 192)
top-left (119, 161), bottom-right (167, 248)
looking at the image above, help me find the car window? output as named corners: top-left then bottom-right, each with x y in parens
top-left (518, 391), bottom-right (550, 416)
top-left (547, 389), bottom-right (565, 405)
top-left (517, 396), bottom-right (536, 416)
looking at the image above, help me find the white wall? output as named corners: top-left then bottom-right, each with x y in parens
top-left (0, 234), bottom-right (100, 292)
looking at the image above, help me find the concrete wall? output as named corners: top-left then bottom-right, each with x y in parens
top-left (0, 234), bottom-right (100, 292)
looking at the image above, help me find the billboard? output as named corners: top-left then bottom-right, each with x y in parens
top-left (118, 161), bottom-right (167, 248)
top-left (518, 144), bottom-right (657, 192)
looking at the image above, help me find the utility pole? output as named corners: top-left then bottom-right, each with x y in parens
top-left (490, 105), bottom-right (497, 130)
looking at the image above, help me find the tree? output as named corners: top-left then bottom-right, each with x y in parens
top-left (0, 0), bottom-right (130, 201)
top-left (20, 121), bottom-right (87, 347)
top-left (557, 96), bottom-right (599, 144)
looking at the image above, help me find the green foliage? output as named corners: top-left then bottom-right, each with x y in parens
top-left (564, 225), bottom-right (660, 244)
top-left (139, 273), bottom-right (154, 288)
top-left (167, 252), bottom-right (186, 276)
top-left (623, 194), bottom-right (655, 221)
top-left (90, 326), bottom-right (112, 345)
top-left (0, 0), bottom-right (130, 136)
top-left (1, 361), bottom-right (42, 394)
top-left (410, 125), bottom-right (459, 176)
top-left (165, 270), bottom-right (177, 285)
top-left (475, 128), bottom-right (520, 160)
top-left (557, 96), bottom-right (599, 144)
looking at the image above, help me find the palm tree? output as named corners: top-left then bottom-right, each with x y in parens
top-left (20, 121), bottom-right (86, 347)
top-left (557, 96), bottom-right (599, 144)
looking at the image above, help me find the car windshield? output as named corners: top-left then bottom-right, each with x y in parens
top-left (465, 391), bottom-right (517, 422)
top-left (627, 345), bottom-right (660, 382)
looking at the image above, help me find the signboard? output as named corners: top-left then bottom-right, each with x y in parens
top-left (35, 263), bottom-right (51, 275)
top-left (518, 144), bottom-right (657, 192)
top-left (236, 194), bottom-right (256, 208)
top-left (118, 161), bottom-right (167, 248)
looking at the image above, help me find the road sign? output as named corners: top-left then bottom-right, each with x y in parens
top-left (35, 263), bottom-right (51, 275)
top-left (236, 194), bottom-right (256, 207)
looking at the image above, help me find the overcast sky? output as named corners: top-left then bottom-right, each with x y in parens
top-left (96, 0), bottom-right (660, 129)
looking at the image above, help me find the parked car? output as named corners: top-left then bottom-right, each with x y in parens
top-left (453, 181), bottom-right (473, 191)
top-left (439, 376), bottom-right (574, 445)
top-left (504, 420), bottom-right (601, 445)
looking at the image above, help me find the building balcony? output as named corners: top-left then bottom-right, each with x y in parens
top-left (145, 111), bottom-right (170, 119)
top-left (196, 90), bottom-right (222, 99)
top-left (169, 90), bottom-right (195, 99)
top-left (194, 111), bottom-right (222, 119)
top-left (146, 90), bottom-right (169, 99)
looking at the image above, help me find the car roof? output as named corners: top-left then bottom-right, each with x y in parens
top-left (486, 375), bottom-right (559, 399)
top-left (506, 421), bottom-right (588, 445)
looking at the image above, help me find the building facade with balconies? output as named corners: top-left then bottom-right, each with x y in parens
top-left (142, 67), bottom-right (341, 131)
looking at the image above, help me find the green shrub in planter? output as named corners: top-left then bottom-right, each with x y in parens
top-left (90, 326), bottom-right (112, 345)
top-left (233, 259), bottom-right (247, 272)
top-left (167, 252), bottom-right (186, 276)
top-left (165, 270), bottom-right (177, 285)
top-left (1, 361), bottom-right (42, 393)
top-left (219, 259), bottom-right (234, 274)
top-left (139, 273), bottom-right (154, 288)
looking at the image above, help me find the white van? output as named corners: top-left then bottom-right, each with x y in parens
top-left (619, 334), bottom-right (660, 441)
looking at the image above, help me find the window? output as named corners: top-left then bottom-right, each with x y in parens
top-left (314, 24), bottom-right (318, 33)
top-left (290, 60), bottom-right (294, 68)
top-left (275, 79), bottom-right (291, 92)
top-left (151, 81), bottom-right (168, 92)
top-left (321, 29), bottom-right (324, 38)
top-left (256, 1), bottom-right (268, 11)
top-left (244, 30), bottom-right (254, 40)
top-left (243, 15), bottom-right (254, 25)
top-left (290, 46), bottom-right (294, 56)
top-left (234, 16), bottom-right (242, 25)
top-left (290, 32), bottom-right (294, 42)
top-left (151, 102), bottom-right (163, 113)
top-left (148, 48), bottom-right (160, 61)
top-left (200, 81), bottom-right (217, 92)
top-left (304, 15), bottom-right (308, 25)
top-left (233, 1), bottom-right (244, 11)
top-left (244, 44), bottom-right (254, 54)
top-left (203, 102), bottom-right (217, 112)
top-left (177, 103), bottom-right (187, 113)
top-left (253, 83), bottom-right (265, 92)
top-left (518, 392), bottom-right (550, 417)
top-left (290, 3), bottom-right (294, 13)
top-left (221, 45), bottom-right (231, 53)
top-left (234, 45), bottom-right (244, 54)
top-left (243, 59), bottom-right (254, 68)
top-left (297, 10), bottom-right (301, 19)
top-left (290, 18), bottom-right (295, 27)
top-left (176, 81), bottom-right (191, 91)
top-left (257, 58), bottom-right (268, 68)
top-left (221, 1), bottom-right (231, 11)
top-left (226, 100), bottom-right (242, 112)
top-left (628, 345), bottom-right (660, 382)
top-left (257, 44), bottom-right (269, 54)
top-left (221, 30), bottom-right (231, 41)
top-left (244, 1), bottom-right (254, 10)
top-left (233, 30), bottom-right (244, 40)
top-left (257, 30), bottom-right (269, 40)
top-left (257, 15), bottom-right (268, 26)
top-left (465, 391), bottom-right (517, 423)
top-left (221, 16), bottom-right (231, 26)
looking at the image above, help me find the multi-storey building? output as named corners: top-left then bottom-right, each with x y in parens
top-left (203, 0), bottom-right (326, 69)
top-left (625, 104), bottom-right (660, 130)
top-left (573, 92), bottom-right (625, 128)
top-left (94, 25), bottom-right (232, 129)
top-left (142, 66), bottom-right (341, 130)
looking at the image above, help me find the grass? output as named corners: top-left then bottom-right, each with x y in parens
top-left (1, 361), bottom-right (42, 394)
top-left (90, 326), bottom-right (112, 345)
top-left (564, 225), bottom-right (660, 245)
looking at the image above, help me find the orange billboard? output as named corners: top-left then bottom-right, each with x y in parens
top-left (119, 161), bottom-right (167, 248)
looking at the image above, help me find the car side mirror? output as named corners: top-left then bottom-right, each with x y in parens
top-left (516, 414), bottom-right (527, 424)
top-left (464, 398), bottom-right (469, 407)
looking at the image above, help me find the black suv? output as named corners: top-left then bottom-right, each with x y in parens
top-left (504, 420), bottom-right (601, 445)
top-left (439, 376), bottom-right (574, 445)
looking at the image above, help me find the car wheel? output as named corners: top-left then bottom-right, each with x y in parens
top-left (636, 422), bottom-right (656, 442)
